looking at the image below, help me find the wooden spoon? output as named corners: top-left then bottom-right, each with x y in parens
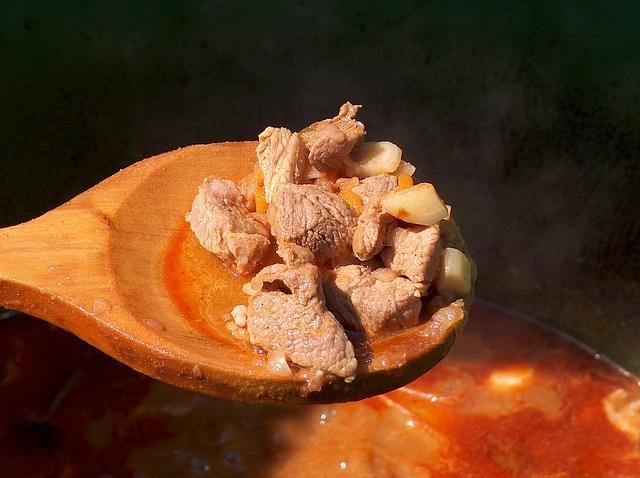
top-left (0, 142), bottom-right (470, 403)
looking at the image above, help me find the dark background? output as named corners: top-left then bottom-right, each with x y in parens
top-left (1, 1), bottom-right (639, 372)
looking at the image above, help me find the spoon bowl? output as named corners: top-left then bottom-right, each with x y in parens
top-left (0, 142), bottom-right (470, 403)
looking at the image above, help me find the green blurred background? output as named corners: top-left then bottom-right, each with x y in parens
top-left (1, 1), bottom-right (639, 372)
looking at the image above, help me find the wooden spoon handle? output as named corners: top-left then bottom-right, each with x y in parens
top-left (0, 206), bottom-right (110, 329)
top-left (0, 155), bottom-right (161, 325)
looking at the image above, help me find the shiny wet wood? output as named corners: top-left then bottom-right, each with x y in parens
top-left (0, 142), bottom-right (470, 403)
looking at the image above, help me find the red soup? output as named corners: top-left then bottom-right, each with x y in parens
top-left (0, 303), bottom-right (638, 477)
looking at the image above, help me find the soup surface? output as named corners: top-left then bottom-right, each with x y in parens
top-left (0, 302), bottom-right (638, 477)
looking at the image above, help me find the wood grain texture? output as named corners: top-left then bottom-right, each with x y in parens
top-left (0, 142), bottom-right (470, 403)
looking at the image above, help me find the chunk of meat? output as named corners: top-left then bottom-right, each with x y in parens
top-left (300, 102), bottom-right (366, 172)
top-left (350, 173), bottom-right (396, 204)
top-left (247, 248), bottom-right (357, 380)
top-left (186, 178), bottom-right (271, 275)
top-left (351, 174), bottom-right (398, 260)
top-left (268, 184), bottom-right (357, 262)
top-left (256, 127), bottom-right (309, 202)
top-left (324, 265), bottom-right (423, 335)
top-left (277, 242), bottom-right (315, 266)
top-left (381, 224), bottom-right (443, 284)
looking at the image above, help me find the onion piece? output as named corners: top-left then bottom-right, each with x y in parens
top-left (231, 304), bottom-right (248, 327)
top-left (381, 183), bottom-right (448, 226)
top-left (242, 282), bottom-right (259, 296)
top-left (348, 141), bottom-right (402, 178)
top-left (393, 159), bottom-right (416, 176)
top-left (435, 248), bottom-right (472, 299)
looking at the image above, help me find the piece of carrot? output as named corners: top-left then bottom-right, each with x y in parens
top-left (339, 189), bottom-right (363, 214)
top-left (397, 173), bottom-right (414, 189)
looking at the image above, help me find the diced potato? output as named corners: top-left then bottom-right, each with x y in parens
top-left (394, 160), bottom-right (416, 176)
top-left (435, 247), bottom-right (472, 299)
top-left (348, 141), bottom-right (402, 178)
top-left (380, 183), bottom-right (448, 225)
